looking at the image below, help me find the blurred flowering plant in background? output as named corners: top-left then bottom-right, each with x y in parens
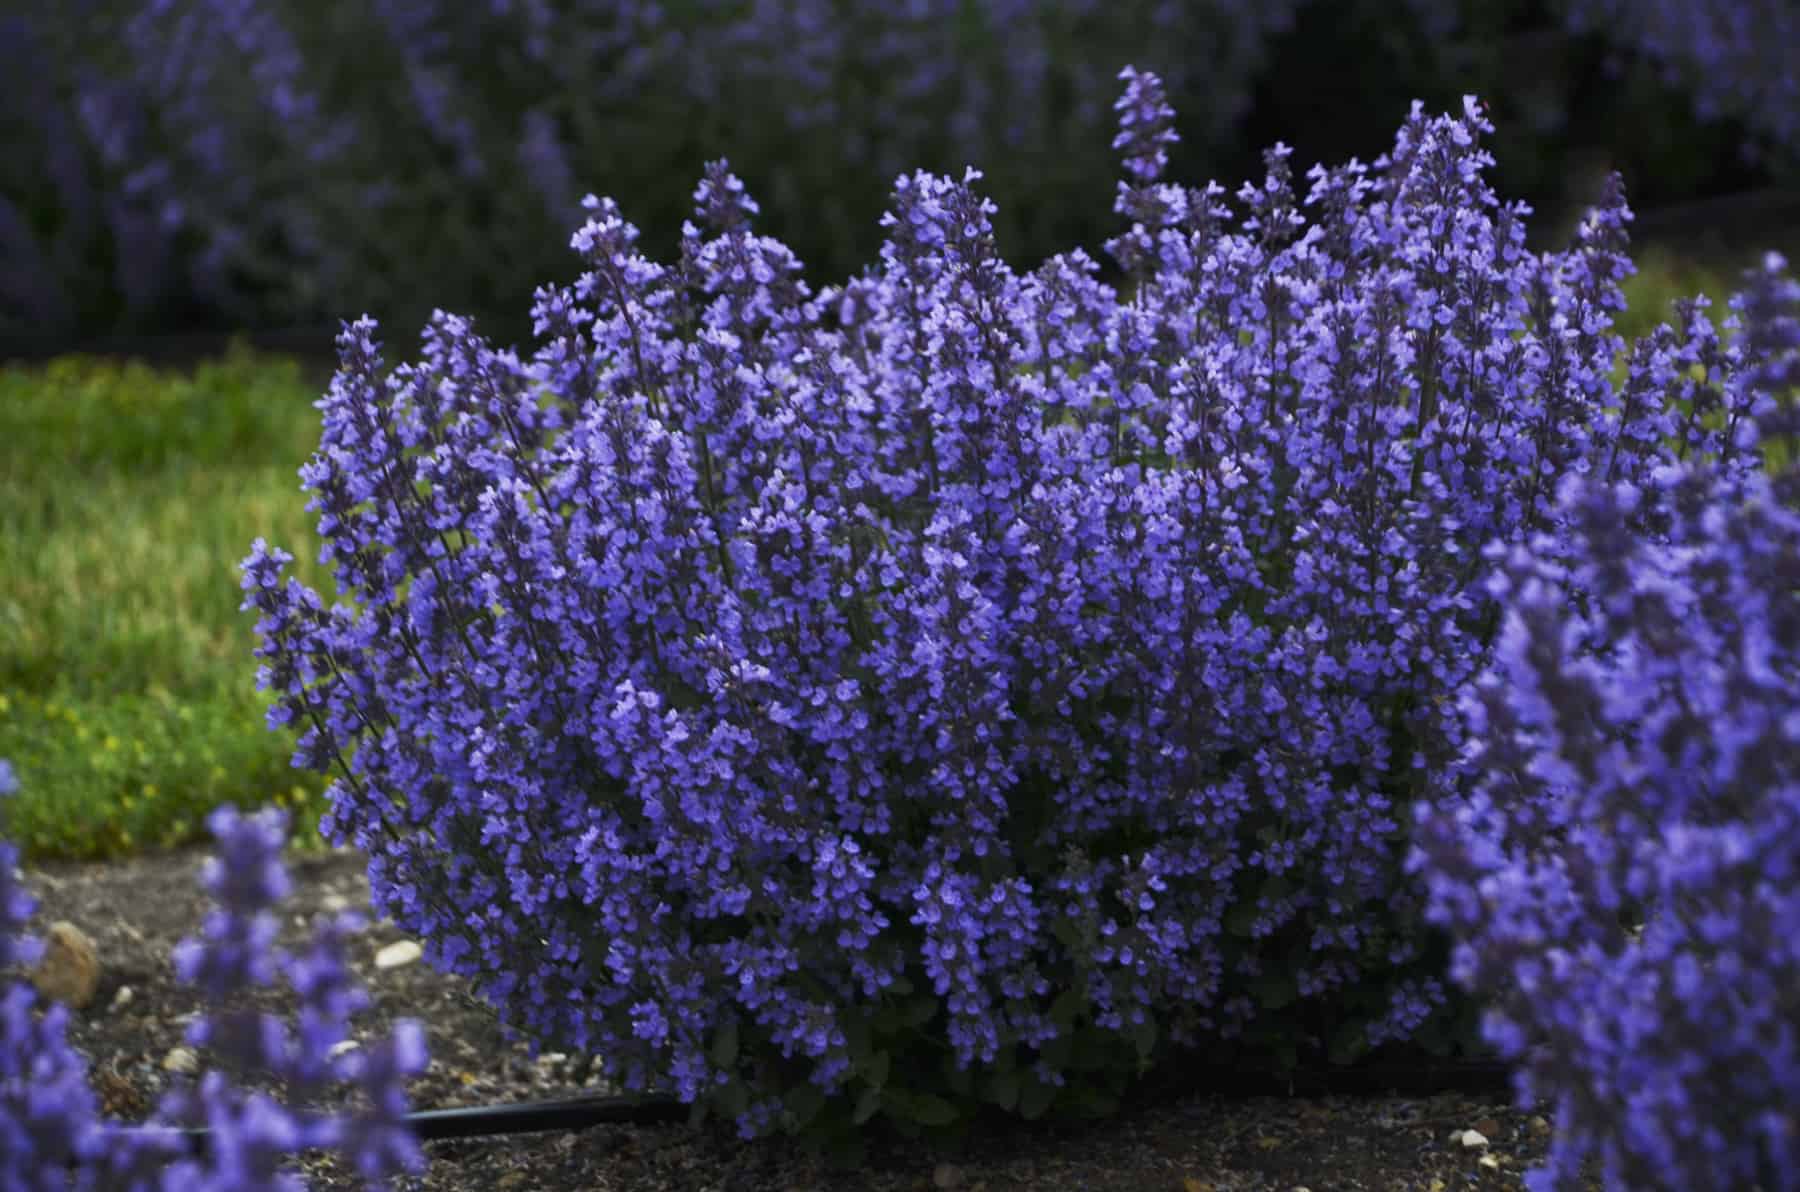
top-left (1561, 0), bottom-right (1800, 162)
top-left (4, 0), bottom-right (1793, 342)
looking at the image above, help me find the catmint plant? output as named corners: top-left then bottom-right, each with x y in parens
top-left (0, 767), bottom-right (429, 1190)
top-left (241, 64), bottom-right (1769, 1146)
top-left (1407, 253), bottom-right (1800, 1192)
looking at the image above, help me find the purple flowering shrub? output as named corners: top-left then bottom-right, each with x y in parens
top-left (237, 65), bottom-right (1779, 1149)
top-left (1408, 255), bottom-right (1800, 1192)
top-left (1, 760), bottom-right (429, 1189)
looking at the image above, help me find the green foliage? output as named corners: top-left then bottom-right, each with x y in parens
top-left (0, 346), bottom-right (333, 862)
top-left (1616, 247), bottom-right (1736, 345)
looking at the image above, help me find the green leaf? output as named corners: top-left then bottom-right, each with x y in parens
top-left (1130, 1016), bottom-right (1159, 1062)
top-left (844, 1012), bottom-right (872, 1069)
top-left (907, 1093), bottom-right (959, 1127)
top-left (709, 1018), bottom-right (739, 1069)
top-left (1048, 987), bottom-right (1084, 1028)
top-left (1249, 971), bottom-right (1297, 1011)
top-left (902, 994), bottom-right (938, 1029)
top-left (1224, 899), bottom-right (1260, 938)
top-left (880, 1089), bottom-right (915, 1125)
top-left (984, 1069), bottom-right (1021, 1112)
top-left (1018, 1072), bottom-right (1057, 1121)
top-left (852, 1086), bottom-right (883, 1125)
top-left (943, 1057), bottom-right (974, 1098)
top-left (1328, 1021), bottom-right (1370, 1067)
top-left (1066, 1084), bottom-right (1119, 1119)
top-left (785, 1082), bottom-right (826, 1130)
top-left (715, 1077), bottom-right (750, 1120)
top-left (1039, 1031), bottom-right (1072, 1070)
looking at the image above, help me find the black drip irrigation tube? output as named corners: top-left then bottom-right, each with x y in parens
top-left (98, 1050), bottom-right (1515, 1163)
top-left (97, 1090), bottom-right (689, 1164)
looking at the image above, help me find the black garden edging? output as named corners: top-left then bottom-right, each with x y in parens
top-left (108, 1051), bottom-right (1516, 1163)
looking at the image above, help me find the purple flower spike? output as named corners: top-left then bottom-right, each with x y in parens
top-left (1, 775), bottom-right (430, 1188)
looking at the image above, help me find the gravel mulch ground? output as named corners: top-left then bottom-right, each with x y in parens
top-left (11, 840), bottom-right (1599, 1191)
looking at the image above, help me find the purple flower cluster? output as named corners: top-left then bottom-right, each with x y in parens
top-left (1, 768), bottom-right (429, 1189)
top-left (240, 68), bottom-right (1771, 1138)
top-left (1409, 253), bottom-right (1800, 1191)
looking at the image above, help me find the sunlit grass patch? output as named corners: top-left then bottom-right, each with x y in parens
top-left (1616, 245), bottom-right (1735, 345)
top-left (0, 345), bottom-right (335, 862)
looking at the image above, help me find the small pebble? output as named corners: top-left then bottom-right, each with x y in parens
top-left (375, 939), bottom-right (422, 969)
top-left (161, 1046), bottom-right (199, 1074)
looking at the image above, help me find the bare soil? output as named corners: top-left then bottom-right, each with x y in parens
top-left (11, 840), bottom-right (1595, 1191)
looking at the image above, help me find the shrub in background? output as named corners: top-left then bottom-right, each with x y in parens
top-left (1244, 0), bottom-right (1795, 255)
top-left (0, 758), bottom-right (429, 1189)
top-left (3, 0), bottom-right (1322, 339)
top-left (240, 67), bottom-right (1770, 1153)
top-left (8, 0), bottom-right (1793, 342)
top-left (1408, 254), bottom-right (1800, 1191)
top-left (1561, 0), bottom-right (1799, 164)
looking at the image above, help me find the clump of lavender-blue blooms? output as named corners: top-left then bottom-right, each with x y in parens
top-left (243, 67), bottom-right (1791, 1146)
top-left (1409, 254), bottom-right (1800, 1191)
top-left (0, 761), bottom-right (429, 1189)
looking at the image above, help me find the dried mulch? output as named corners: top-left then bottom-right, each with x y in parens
top-left (12, 840), bottom-right (1602, 1191)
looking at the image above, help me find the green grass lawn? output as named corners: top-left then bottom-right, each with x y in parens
top-left (0, 346), bottom-right (335, 862)
top-left (0, 255), bottom-right (1738, 866)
